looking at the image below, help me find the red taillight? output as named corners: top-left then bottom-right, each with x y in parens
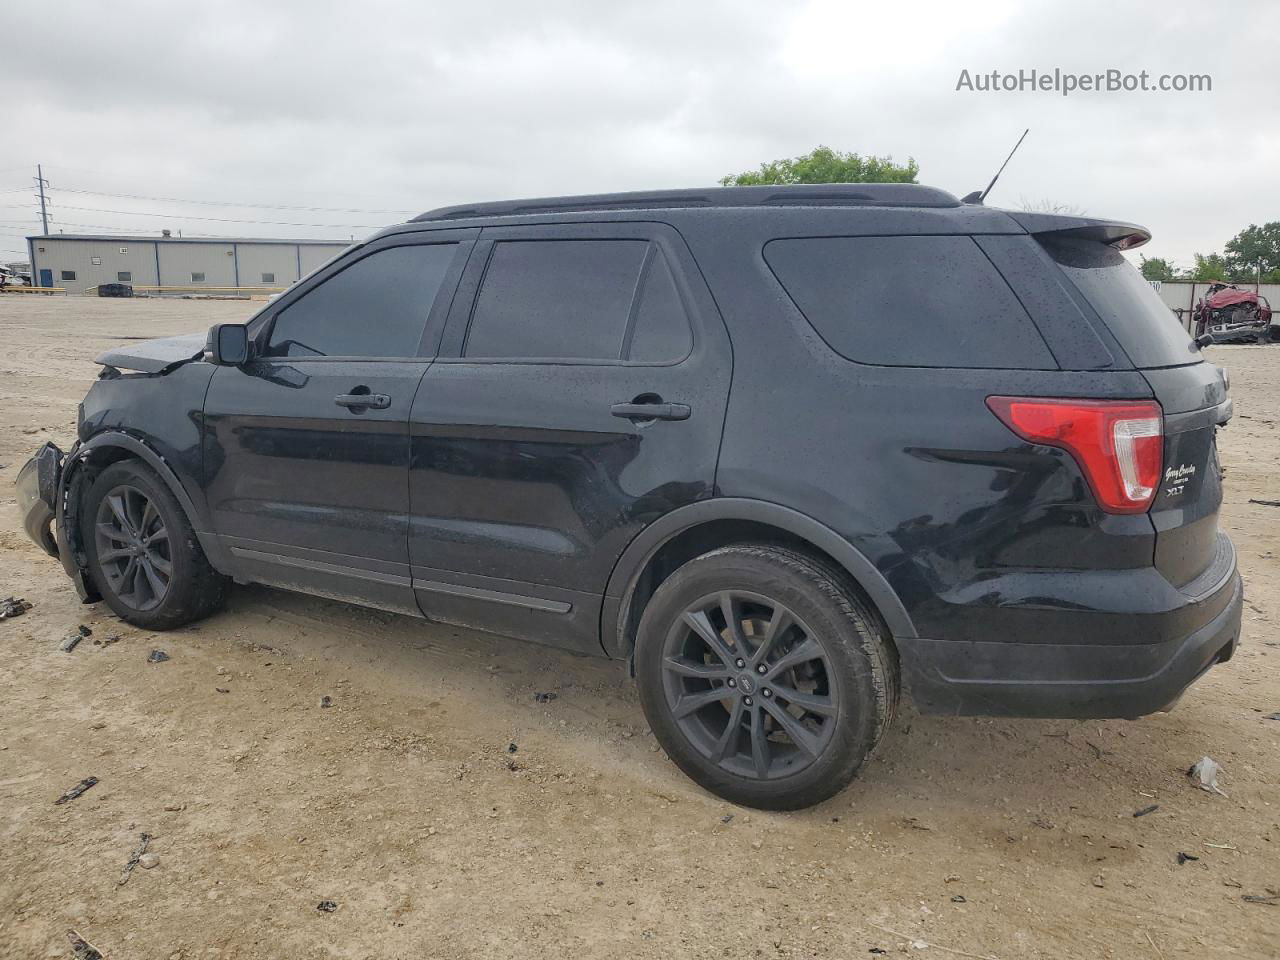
top-left (986, 397), bottom-right (1163, 514)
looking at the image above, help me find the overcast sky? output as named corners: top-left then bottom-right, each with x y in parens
top-left (2, 0), bottom-right (1275, 270)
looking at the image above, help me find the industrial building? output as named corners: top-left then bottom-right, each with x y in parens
top-left (26, 234), bottom-right (350, 295)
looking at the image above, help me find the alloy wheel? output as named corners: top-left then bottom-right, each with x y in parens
top-left (660, 590), bottom-right (839, 780)
top-left (94, 484), bottom-right (172, 611)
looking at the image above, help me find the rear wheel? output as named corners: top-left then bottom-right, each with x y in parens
top-left (82, 460), bottom-right (227, 629)
top-left (635, 544), bottom-right (898, 810)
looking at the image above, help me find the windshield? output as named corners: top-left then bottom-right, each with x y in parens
top-left (1043, 238), bottom-right (1198, 368)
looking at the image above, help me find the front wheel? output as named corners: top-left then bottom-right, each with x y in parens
top-left (81, 460), bottom-right (227, 630)
top-left (635, 544), bottom-right (898, 810)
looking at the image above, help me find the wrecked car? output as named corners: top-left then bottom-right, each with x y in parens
top-left (1194, 283), bottom-right (1274, 343)
top-left (17, 183), bottom-right (1243, 810)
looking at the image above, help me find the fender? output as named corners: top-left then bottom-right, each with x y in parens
top-left (601, 497), bottom-right (917, 660)
top-left (61, 431), bottom-right (231, 574)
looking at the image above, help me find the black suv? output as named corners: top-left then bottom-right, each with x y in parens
top-left (18, 184), bottom-right (1241, 809)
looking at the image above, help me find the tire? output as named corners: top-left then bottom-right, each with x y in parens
top-left (635, 543), bottom-right (898, 810)
top-left (81, 460), bottom-right (227, 630)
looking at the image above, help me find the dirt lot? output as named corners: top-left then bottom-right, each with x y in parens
top-left (0, 296), bottom-right (1276, 960)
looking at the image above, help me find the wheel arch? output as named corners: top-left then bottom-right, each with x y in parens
top-left (60, 432), bottom-right (229, 580)
top-left (601, 498), bottom-right (916, 662)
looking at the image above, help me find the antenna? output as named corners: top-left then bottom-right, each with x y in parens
top-left (962, 128), bottom-right (1029, 205)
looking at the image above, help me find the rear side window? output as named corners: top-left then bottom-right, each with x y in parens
top-left (765, 236), bottom-right (1056, 369)
top-left (1043, 239), bottom-right (1196, 368)
top-left (627, 249), bottom-right (693, 362)
top-left (265, 243), bottom-right (457, 358)
top-left (464, 239), bottom-right (692, 362)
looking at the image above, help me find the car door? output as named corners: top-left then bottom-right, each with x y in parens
top-left (202, 230), bottom-right (475, 615)
top-left (407, 221), bottom-right (732, 654)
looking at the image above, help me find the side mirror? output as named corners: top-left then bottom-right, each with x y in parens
top-left (206, 323), bottom-right (250, 365)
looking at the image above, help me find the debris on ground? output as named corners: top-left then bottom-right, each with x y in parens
top-left (316, 900), bottom-right (338, 913)
top-left (1187, 756), bottom-right (1228, 797)
top-left (1092, 875), bottom-right (1106, 888)
top-left (92, 635), bottom-right (120, 648)
top-left (139, 852), bottom-right (160, 869)
top-left (319, 695), bottom-right (332, 708)
top-left (951, 895), bottom-right (968, 903)
top-left (507, 742), bottom-right (517, 753)
top-left (1248, 498), bottom-right (1280, 508)
top-left (59, 626), bottom-right (91, 653)
top-left (1176, 852), bottom-right (1200, 865)
top-left (902, 816), bottom-right (932, 831)
top-left (215, 687), bottom-right (230, 694)
top-left (1133, 804), bottom-right (1159, 818)
top-left (54, 776), bottom-right (99, 805)
top-left (147, 649), bottom-right (170, 663)
top-left (67, 929), bottom-right (104, 960)
top-left (118, 832), bottom-right (152, 886)
top-left (1242, 893), bottom-right (1279, 905)
top-left (0, 596), bottom-right (32, 619)
top-left (720, 814), bottom-right (734, 824)
top-left (1264, 712), bottom-right (1280, 721)
top-left (533, 692), bottom-right (558, 703)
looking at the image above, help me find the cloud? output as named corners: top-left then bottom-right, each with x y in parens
top-left (1, 0), bottom-right (1274, 267)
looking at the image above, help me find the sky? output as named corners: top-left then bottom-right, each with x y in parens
top-left (1, 0), bottom-right (1275, 270)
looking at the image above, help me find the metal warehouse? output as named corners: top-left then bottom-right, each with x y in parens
top-left (26, 234), bottom-right (350, 295)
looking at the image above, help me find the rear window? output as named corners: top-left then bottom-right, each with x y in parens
top-left (1043, 238), bottom-right (1196, 368)
top-left (764, 236), bottom-right (1056, 369)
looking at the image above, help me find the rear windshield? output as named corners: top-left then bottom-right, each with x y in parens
top-left (1042, 238), bottom-right (1197, 368)
top-left (764, 236), bottom-right (1056, 369)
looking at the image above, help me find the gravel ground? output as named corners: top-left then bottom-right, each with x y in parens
top-left (0, 296), bottom-right (1277, 960)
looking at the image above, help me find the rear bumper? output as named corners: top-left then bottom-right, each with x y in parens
top-left (16, 442), bottom-right (63, 557)
top-left (899, 567), bottom-right (1243, 719)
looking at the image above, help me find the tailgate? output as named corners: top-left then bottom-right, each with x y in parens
top-left (1144, 363), bottom-right (1232, 590)
top-left (1037, 234), bottom-right (1232, 591)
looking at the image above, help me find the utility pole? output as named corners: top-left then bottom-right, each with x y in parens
top-left (35, 164), bottom-right (49, 235)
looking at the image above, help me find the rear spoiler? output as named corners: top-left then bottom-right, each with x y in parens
top-left (1006, 211), bottom-right (1151, 250)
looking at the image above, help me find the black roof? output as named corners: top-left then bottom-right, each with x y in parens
top-left (413, 184), bottom-right (960, 222)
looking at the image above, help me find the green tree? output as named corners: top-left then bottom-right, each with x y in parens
top-left (1183, 253), bottom-right (1230, 282)
top-left (719, 145), bottom-right (918, 186)
top-left (1224, 221), bottom-right (1280, 280)
top-left (1139, 255), bottom-right (1178, 281)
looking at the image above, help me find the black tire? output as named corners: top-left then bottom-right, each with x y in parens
top-left (635, 544), bottom-right (898, 810)
top-left (81, 460), bottom-right (227, 630)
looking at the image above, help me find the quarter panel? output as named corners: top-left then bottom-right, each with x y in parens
top-left (682, 217), bottom-right (1162, 646)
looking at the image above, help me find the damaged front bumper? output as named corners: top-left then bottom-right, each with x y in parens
top-left (16, 441), bottom-right (62, 557)
top-left (16, 440), bottom-right (100, 602)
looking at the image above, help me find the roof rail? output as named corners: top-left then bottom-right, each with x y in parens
top-left (412, 184), bottom-right (960, 222)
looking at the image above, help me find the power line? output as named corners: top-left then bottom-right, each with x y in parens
top-left (42, 201), bottom-right (381, 230)
top-left (49, 185), bottom-right (417, 216)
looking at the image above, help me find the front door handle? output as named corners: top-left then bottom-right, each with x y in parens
top-left (610, 401), bottom-right (691, 422)
top-left (335, 392), bottom-right (391, 410)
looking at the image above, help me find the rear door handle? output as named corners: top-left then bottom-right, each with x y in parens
top-left (610, 401), bottom-right (690, 421)
top-left (335, 392), bottom-right (391, 410)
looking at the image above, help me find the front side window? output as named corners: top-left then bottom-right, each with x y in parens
top-left (463, 239), bottom-right (692, 362)
top-left (264, 243), bottom-right (458, 359)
